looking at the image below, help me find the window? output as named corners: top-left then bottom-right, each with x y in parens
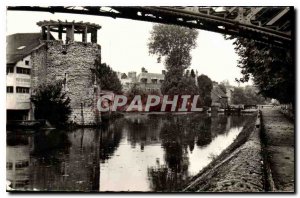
top-left (7, 67), bottom-right (14, 73)
top-left (7, 86), bottom-right (13, 93)
top-left (16, 87), bottom-right (30, 93)
top-left (16, 67), bottom-right (31, 75)
top-left (6, 162), bottom-right (13, 170)
top-left (15, 160), bottom-right (29, 169)
top-left (25, 60), bottom-right (29, 65)
top-left (17, 46), bottom-right (26, 50)
top-left (151, 79), bottom-right (158, 84)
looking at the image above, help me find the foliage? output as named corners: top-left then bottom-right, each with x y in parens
top-left (228, 36), bottom-right (294, 105)
top-left (31, 80), bottom-right (71, 127)
top-left (190, 69), bottom-right (196, 78)
top-left (197, 74), bottom-right (213, 106)
top-left (148, 24), bottom-right (198, 71)
top-left (94, 58), bottom-right (123, 94)
top-left (148, 24), bottom-right (199, 95)
top-left (231, 87), bottom-right (247, 105)
top-left (161, 69), bottom-right (198, 95)
top-left (126, 83), bottom-right (147, 100)
top-left (231, 86), bottom-right (269, 105)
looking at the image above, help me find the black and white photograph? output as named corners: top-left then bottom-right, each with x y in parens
top-left (4, 4), bottom-right (295, 193)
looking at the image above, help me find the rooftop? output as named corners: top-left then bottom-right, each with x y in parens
top-left (6, 33), bottom-right (44, 64)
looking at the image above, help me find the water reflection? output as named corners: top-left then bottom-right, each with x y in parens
top-left (7, 113), bottom-right (251, 192)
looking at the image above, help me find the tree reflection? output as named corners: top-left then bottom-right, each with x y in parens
top-left (99, 120), bottom-right (123, 162)
top-left (125, 114), bottom-right (162, 149)
top-left (148, 114), bottom-right (214, 191)
top-left (31, 130), bottom-right (71, 163)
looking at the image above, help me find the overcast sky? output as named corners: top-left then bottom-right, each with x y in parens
top-left (6, 10), bottom-right (252, 86)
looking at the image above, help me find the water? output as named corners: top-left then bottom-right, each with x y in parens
top-left (6, 113), bottom-right (251, 192)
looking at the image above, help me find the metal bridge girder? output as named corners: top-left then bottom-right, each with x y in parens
top-left (7, 6), bottom-right (293, 48)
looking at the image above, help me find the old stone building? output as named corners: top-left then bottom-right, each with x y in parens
top-left (118, 67), bottom-right (165, 94)
top-left (211, 83), bottom-right (229, 109)
top-left (7, 20), bottom-right (102, 125)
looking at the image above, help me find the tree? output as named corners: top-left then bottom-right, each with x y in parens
top-left (148, 24), bottom-right (199, 95)
top-left (190, 69), bottom-right (196, 78)
top-left (227, 36), bottom-right (294, 106)
top-left (197, 74), bottom-right (213, 107)
top-left (161, 69), bottom-right (198, 95)
top-left (31, 80), bottom-right (71, 127)
top-left (231, 86), bottom-right (268, 105)
top-left (231, 87), bottom-right (247, 105)
top-left (148, 24), bottom-right (198, 71)
top-left (94, 58), bottom-right (123, 94)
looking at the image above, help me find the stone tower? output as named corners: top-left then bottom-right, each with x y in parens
top-left (31, 20), bottom-right (102, 125)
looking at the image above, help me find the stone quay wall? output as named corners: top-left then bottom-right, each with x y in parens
top-left (31, 40), bottom-right (101, 125)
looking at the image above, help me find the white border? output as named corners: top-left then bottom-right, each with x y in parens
top-left (1, 1), bottom-right (299, 198)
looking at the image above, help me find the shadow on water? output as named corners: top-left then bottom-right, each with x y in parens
top-left (7, 113), bottom-right (251, 192)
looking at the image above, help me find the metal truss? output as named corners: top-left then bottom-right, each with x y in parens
top-left (7, 6), bottom-right (293, 48)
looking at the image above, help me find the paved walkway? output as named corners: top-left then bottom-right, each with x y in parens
top-left (261, 107), bottom-right (295, 192)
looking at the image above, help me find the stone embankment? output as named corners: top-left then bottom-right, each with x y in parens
top-left (183, 107), bottom-right (294, 192)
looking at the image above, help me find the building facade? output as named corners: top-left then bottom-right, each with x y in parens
top-left (118, 68), bottom-right (165, 94)
top-left (211, 83), bottom-right (229, 109)
top-left (6, 33), bottom-right (44, 120)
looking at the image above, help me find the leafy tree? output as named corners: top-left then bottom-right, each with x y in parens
top-left (185, 70), bottom-right (190, 77)
top-left (148, 24), bottom-right (198, 71)
top-left (94, 58), bottom-right (123, 94)
top-left (161, 69), bottom-right (198, 95)
top-left (227, 36), bottom-right (294, 106)
top-left (231, 87), bottom-right (247, 105)
top-left (126, 83), bottom-right (148, 106)
top-left (197, 74), bottom-right (213, 106)
top-left (231, 86), bottom-right (268, 105)
top-left (190, 69), bottom-right (196, 78)
top-left (148, 24), bottom-right (198, 95)
top-left (31, 80), bottom-right (71, 127)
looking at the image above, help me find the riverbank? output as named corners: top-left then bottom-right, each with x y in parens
top-left (183, 107), bottom-right (295, 192)
top-left (183, 113), bottom-right (263, 192)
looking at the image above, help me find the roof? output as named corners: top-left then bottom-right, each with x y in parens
top-left (211, 85), bottom-right (227, 99)
top-left (6, 33), bottom-right (43, 64)
top-left (138, 72), bottom-right (165, 81)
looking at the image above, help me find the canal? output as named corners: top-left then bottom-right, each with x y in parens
top-left (7, 113), bottom-right (252, 192)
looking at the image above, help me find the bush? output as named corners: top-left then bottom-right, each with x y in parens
top-left (31, 80), bottom-right (71, 127)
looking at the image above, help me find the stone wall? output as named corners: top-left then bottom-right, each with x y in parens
top-left (31, 44), bottom-right (47, 90)
top-left (31, 40), bottom-right (101, 125)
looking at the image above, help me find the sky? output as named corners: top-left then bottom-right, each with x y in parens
top-left (6, 10), bottom-right (252, 86)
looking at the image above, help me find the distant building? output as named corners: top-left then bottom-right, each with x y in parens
top-left (118, 68), bottom-right (165, 94)
top-left (211, 83), bottom-right (228, 108)
top-left (136, 68), bottom-right (165, 94)
top-left (117, 71), bottom-right (136, 93)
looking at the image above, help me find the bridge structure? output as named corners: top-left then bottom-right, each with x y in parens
top-left (7, 6), bottom-right (293, 48)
